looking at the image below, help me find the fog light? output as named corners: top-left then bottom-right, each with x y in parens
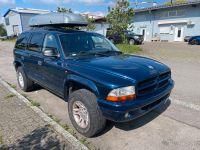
top-left (125, 112), bottom-right (129, 118)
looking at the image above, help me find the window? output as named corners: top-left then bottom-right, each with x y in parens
top-left (91, 36), bottom-right (112, 50)
top-left (59, 33), bottom-right (119, 57)
top-left (159, 27), bottom-right (170, 34)
top-left (43, 34), bottom-right (59, 51)
top-left (15, 32), bottom-right (30, 49)
top-left (28, 33), bottom-right (44, 51)
top-left (5, 18), bottom-right (10, 25)
top-left (161, 10), bottom-right (185, 18)
top-left (168, 11), bottom-right (177, 17)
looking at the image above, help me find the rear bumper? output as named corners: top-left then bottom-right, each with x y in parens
top-left (97, 80), bottom-right (174, 122)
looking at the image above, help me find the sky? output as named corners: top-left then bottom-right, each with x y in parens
top-left (0, 0), bottom-right (166, 23)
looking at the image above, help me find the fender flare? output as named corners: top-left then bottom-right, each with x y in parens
top-left (63, 74), bottom-right (100, 100)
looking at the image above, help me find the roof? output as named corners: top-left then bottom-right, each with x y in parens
top-left (3, 7), bottom-right (50, 17)
top-left (135, 0), bottom-right (200, 13)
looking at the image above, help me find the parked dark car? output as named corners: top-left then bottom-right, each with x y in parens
top-left (188, 36), bottom-right (200, 45)
top-left (106, 30), bottom-right (144, 45)
top-left (13, 27), bottom-right (174, 137)
top-left (184, 36), bottom-right (191, 42)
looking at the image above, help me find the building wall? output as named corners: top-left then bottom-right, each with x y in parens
top-left (132, 4), bottom-right (200, 42)
top-left (93, 23), bottom-right (109, 36)
top-left (4, 11), bottom-right (22, 36)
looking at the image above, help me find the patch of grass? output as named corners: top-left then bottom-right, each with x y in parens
top-left (48, 114), bottom-right (60, 124)
top-left (116, 44), bottom-right (142, 53)
top-left (62, 124), bottom-right (96, 150)
top-left (3, 37), bottom-right (16, 43)
top-left (6, 82), bottom-right (16, 89)
top-left (0, 135), bottom-right (3, 145)
top-left (4, 93), bottom-right (16, 99)
top-left (30, 100), bottom-right (40, 107)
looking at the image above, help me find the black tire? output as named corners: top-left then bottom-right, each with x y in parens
top-left (129, 39), bottom-right (135, 45)
top-left (191, 39), bottom-right (198, 45)
top-left (68, 89), bottom-right (106, 137)
top-left (17, 67), bottom-right (34, 92)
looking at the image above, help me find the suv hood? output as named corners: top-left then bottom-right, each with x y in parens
top-left (69, 54), bottom-right (170, 83)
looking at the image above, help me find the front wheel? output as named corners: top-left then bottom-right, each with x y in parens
top-left (68, 89), bottom-right (106, 137)
top-left (191, 39), bottom-right (198, 45)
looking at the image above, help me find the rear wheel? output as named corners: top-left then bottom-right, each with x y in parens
top-left (17, 67), bottom-right (34, 92)
top-left (68, 89), bottom-right (106, 137)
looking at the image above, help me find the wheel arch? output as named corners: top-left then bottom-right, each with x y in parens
top-left (63, 75), bottom-right (100, 101)
top-left (14, 60), bottom-right (24, 71)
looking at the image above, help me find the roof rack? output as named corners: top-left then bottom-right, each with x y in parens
top-left (29, 12), bottom-right (88, 27)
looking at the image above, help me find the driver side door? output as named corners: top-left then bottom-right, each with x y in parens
top-left (41, 34), bottom-right (66, 96)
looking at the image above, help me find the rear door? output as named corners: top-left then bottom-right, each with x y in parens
top-left (26, 32), bottom-right (45, 84)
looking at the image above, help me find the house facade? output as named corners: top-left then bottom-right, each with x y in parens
top-left (131, 1), bottom-right (200, 42)
top-left (3, 8), bottom-right (50, 36)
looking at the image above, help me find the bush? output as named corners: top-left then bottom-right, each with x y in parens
top-left (0, 24), bottom-right (7, 36)
top-left (116, 44), bottom-right (142, 53)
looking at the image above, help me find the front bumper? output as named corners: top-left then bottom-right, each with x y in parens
top-left (97, 80), bottom-right (174, 122)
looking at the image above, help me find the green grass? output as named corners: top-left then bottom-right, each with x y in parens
top-left (0, 135), bottom-right (3, 145)
top-left (116, 44), bottom-right (142, 53)
top-left (6, 82), bottom-right (16, 89)
top-left (2, 38), bottom-right (16, 43)
top-left (30, 100), bottom-right (40, 107)
top-left (4, 93), bottom-right (16, 99)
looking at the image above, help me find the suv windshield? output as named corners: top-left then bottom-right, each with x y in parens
top-left (59, 32), bottom-right (120, 57)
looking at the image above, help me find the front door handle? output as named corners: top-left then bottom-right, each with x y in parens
top-left (38, 61), bottom-right (42, 66)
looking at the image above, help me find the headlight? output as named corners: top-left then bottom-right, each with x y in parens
top-left (134, 36), bottom-right (139, 39)
top-left (106, 86), bottom-right (136, 102)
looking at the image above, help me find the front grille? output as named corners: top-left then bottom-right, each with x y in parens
top-left (137, 71), bottom-right (171, 97)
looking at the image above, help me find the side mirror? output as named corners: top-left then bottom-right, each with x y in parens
top-left (43, 48), bottom-right (59, 57)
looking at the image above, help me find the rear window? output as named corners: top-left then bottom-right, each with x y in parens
top-left (28, 33), bottom-right (44, 52)
top-left (15, 32), bottom-right (30, 49)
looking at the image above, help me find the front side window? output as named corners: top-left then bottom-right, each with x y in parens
top-left (43, 34), bottom-right (59, 51)
top-left (28, 33), bottom-right (44, 52)
top-left (59, 33), bottom-right (119, 57)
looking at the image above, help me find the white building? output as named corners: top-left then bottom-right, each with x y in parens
top-left (3, 8), bottom-right (50, 36)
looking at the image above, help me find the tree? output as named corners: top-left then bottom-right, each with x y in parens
top-left (106, 0), bottom-right (134, 43)
top-left (57, 7), bottom-right (73, 13)
top-left (0, 24), bottom-right (7, 36)
top-left (85, 16), bottom-right (96, 31)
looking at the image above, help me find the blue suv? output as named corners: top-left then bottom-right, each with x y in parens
top-left (13, 27), bottom-right (174, 137)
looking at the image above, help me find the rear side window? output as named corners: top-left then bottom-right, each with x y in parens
top-left (15, 33), bottom-right (30, 49)
top-left (28, 33), bottom-right (44, 52)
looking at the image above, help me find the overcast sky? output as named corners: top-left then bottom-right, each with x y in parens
top-left (0, 0), bottom-right (166, 18)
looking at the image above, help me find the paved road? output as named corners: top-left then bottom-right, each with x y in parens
top-left (0, 82), bottom-right (74, 150)
top-left (0, 41), bottom-right (200, 150)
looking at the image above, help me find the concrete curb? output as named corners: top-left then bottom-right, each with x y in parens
top-left (0, 77), bottom-right (88, 150)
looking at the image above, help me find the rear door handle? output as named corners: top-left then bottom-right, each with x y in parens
top-left (38, 61), bottom-right (42, 66)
